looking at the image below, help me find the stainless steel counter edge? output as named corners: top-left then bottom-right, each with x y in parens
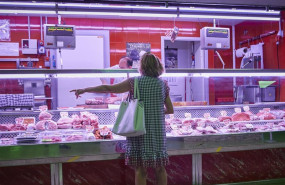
top-left (1, 133), bottom-right (285, 167)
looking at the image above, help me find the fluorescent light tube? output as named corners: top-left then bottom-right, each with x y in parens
top-left (180, 7), bottom-right (280, 14)
top-left (56, 73), bottom-right (128, 78)
top-left (0, 74), bottom-right (47, 79)
top-left (0, 2), bottom-right (55, 6)
top-left (180, 14), bottom-right (280, 21)
top-left (192, 73), bottom-right (285, 77)
top-left (161, 73), bottom-right (189, 77)
top-left (0, 10), bottom-right (56, 15)
top-left (129, 73), bottom-right (189, 77)
top-left (58, 11), bottom-right (176, 18)
top-left (58, 3), bottom-right (176, 10)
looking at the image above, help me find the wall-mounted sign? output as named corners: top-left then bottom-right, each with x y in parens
top-left (0, 20), bottom-right (10, 41)
top-left (0, 42), bottom-right (19, 56)
top-left (126, 42), bottom-right (151, 68)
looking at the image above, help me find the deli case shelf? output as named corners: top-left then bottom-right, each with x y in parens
top-left (1, 68), bottom-right (285, 185)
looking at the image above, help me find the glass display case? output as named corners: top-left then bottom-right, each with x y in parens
top-left (1, 69), bottom-right (285, 143)
top-left (1, 68), bottom-right (285, 185)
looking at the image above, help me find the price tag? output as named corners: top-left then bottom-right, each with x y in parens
top-left (39, 105), bottom-right (48, 111)
top-left (22, 117), bottom-right (35, 125)
top-left (263, 108), bottom-right (270, 112)
top-left (185, 113), bottom-right (192, 118)
top-left (15, 117), bottom-right (24, 124)
top-left (204, 113), bottom-right (210, 118)
top-left (243, 106), bottom-right (250, 112)
top-left (220, 111), bottom-right (227, 116)
top-left (234, 108), bottom-right (241, 113)
top-left (60, 112), bottom-right (69, 118)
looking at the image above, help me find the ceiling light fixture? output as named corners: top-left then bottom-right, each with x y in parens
top-left (0, 10), bottom-right (56, 15)
top-left (180, 14), bottom-right (280, 21)
top-left (58, 11), bottom-right (177, 18)
top-left (180, 7), bottom-right (280, 14)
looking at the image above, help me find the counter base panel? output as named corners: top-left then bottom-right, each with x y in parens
top-left (1, 148), bottom-right (285, 185)
top-left (0, 164), bottom-right (50, 185)
top-left (202, 148), bottom-right (285, 185)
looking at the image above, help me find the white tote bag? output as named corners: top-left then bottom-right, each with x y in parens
top-left (112, 78), bottom-right (146, 137)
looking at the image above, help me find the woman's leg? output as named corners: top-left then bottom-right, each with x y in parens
top-left (135, 166), bottom-right (147, 185)
top-left (155, 166), bottom-right (167, 185)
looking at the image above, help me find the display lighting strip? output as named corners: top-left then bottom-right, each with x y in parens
top-left (57, 3), bottom-right (177, 10)
top-left (129, 73), bottom-right (189, 77)
top-left (0, 2), bottom-right (55, 6)
top-left (192, 72), bottom-right (285, 77)
top-left (180, 7), bottom-right (280, 14)
top-left (56, 73), bottom-right (128, 78)
top-left (57, 11), bottom-right (177, 18)
top-left (180, 14), bottom-right (280, 21)
top-left (0, 74), bottom-right (47, 79)
top-left (0, 10), bottom-right (56, 15)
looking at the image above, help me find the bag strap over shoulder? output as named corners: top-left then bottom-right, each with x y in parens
top-left (134, 78), bottom-right (140, 99)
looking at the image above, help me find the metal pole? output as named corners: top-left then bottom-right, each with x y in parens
top-left (28, 16), bottom-right (30, 40)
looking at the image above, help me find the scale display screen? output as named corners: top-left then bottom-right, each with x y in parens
top-left (46, 26), bottom-right (74, 36)
top-left (44, 24), bottom-right (76, 49)
top-left (206, 28), bottom-right (229, 38)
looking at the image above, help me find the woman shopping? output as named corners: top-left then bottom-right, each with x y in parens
top-left (70, 52), bottom-right (174, 185)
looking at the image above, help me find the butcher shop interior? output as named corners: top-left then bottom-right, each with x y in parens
top-left (1, 0), bottom-right (285, 185)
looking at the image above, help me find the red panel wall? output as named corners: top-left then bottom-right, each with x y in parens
top-left (234, 21), bottom-right (279, 69)
top-left (0, 16), bottom-right (209, 68)
top-left (1, 13), bottom-right (284, 104)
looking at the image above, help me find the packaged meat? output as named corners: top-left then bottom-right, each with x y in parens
top-left (0, 124), bottom-right (9, 131)
top-left (85, 97), bottom-right (104, 105)
top-left (86, 133), bottom-right (96, 140)
top-left (80, 112), bottom-right (99, 129)
top-left (27, 124), bottom-right (36, 131)
top-left (256, 109), bottom-right (276, 120)
top-left (270, 110), bottom-right (285, 119)
top-left (57, 117), bottom-right (73, 125)
top-left (10, 124), bottom-right (26, 131)
top-left (182, 113), bottom-right (196, 129)
top-left (38, 105), bottom-right (52, 120)
top-left (0, 138), bottom-right (14, 145)
top-left (65, 134), bottom-right (85, 141)
top-left (57, 124), bottom-right (72, 129)
top-left (57, 112), bottom-right (73, 129)
top-left (36, 120), bottom-right (57, 131)
top-left (39, 111), bottom-right (52, 120)
top-left (232, 112), bottom-right (251, 122)
top-left (94, 126), bottom-right (112, 139)
top-left (15, 132), bottom-right (39, 144)
top-left (218, 111), bottom-right (232, 122)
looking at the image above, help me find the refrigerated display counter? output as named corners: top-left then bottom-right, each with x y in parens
top-left (1, 69), bottom-right (285, 185)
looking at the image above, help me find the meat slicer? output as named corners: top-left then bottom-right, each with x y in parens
top-left (234, 43), bottom-right (275, 104)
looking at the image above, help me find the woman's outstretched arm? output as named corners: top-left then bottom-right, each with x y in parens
top-left (70, 79), bottom-right (131, 98)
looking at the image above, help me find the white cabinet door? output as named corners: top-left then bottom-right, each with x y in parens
top-left (56, 34), bottom-right (105, 107)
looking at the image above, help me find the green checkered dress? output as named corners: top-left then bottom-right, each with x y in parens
top-left (125, 76), bottom-right (170, 167)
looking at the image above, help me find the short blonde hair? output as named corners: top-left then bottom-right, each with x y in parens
top-left (139, 52), bottom-right (164, 77)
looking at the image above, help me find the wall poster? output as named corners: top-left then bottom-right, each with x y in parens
top-left (0, 20), bottom-right (10, 41)
top-left (126, 43), bottom-right (151, 68)
top-left (165, 48), bottom-right (178, 68)
top-left (0, 42), bottom-right (19, 56)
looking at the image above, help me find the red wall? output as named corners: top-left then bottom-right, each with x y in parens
top-left (1, 14), bottom-right (285, 104)
top-left (0, 16), bottom-right (210, 68)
